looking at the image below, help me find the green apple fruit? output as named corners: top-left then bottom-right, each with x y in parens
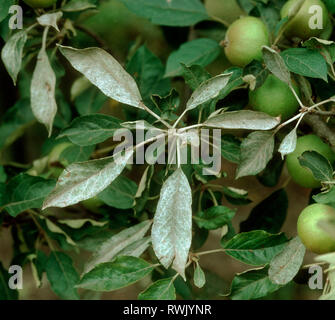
top-left (205, 0), bottom-right (245, 24)
top-left (23, 0), bottom-right (57, 8)
top-left (298, 203), bottom-right (335, 254)
top-left (224, 16), bottom-right (270, 67)
top-left (281, 0), bottom-right (329, 40)
top-left (286, 134), bottom-right (335, 188)
top-left (249, 74), bottom-right (300, 120)
top-left (319, 19), bottom-right (333, 39)
top-left (79, 0), bottom-right (168, 59)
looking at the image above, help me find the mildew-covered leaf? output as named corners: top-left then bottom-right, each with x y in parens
top-left (152, 168), bottom-right (192, 279)
top-left (58, 45), bottom-right (143, 109)
top-left (31, 48), bottom-right (57, 136)
top-left (42, 149), bottom-right (133, 209)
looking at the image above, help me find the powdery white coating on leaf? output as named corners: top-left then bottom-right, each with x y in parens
top-left (152, 168), bottom-right (192, 279)
top-left (278, 128), bottom-right (297, 159)
top-left (1, 30), bottom-right (27, 85)
top-left (31, 49), bottom-right (57, 137)
top-left (204, 110), bottom-right (280, 130)
top-left (236, 131), bottom-right (275, 179)
top-left (117, 237), bottom-right (151, 258)
top-left (84, 220), bottom-right (152, 274)
top-left (42, 150), bottom-right (133, 209)
top-left (194, 263), bottom-right (206, 288)
top-left (58, 45), bottom-right (143, 109)
top-left (37, 12), bottom-right (63, 31)
top-left (186, 73), bottom-right (232, 110)
top-left (268, 236), bottom-right (306, 285)
top-left (262, 45), bottom-right (291, 84)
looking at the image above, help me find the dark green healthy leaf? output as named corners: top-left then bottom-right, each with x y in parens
top-left (165, 38), bottom-right (220, 78)
top-left (33, 250), bottom-right (49, 287)
top-left (78, 256), bottom-right (154, 291)
top-left (268, 236), bottom-right (306, 285)
top-left (0, 166), bottom-right (7, 183)
top-left (281, 48), bottom-right (328, 81)
top-left (59, 114), bottom-right (122, 146)
top-left (237, 0), bottom-right (254, 13)
top-left (0, 0), bottom-right (14, 23)
top-left (0, 99), bottom-right (34, 150)
top-left (74, 86), bottom-right (108, 116)
top-left (303, 38), bottom-right (335, 78)
top-left (229, 267), bottom-right (281, 300)
top-left (243, 60), bottom-right (269, 90)
top-left (256, 2), bottom-right (280, 33)
top-left (299, 151), bottom-right (334, 182)
top-left (2, 174), bottom-right (56, 217)
top-left (120, 0), bottom-right (208, 27)
top-left (0, 183), bottom-right (5, 207)
top-left (60, 144), bottom-right (95, 164)
top-left (192, 224), bottom-right (209, 251)
top-left (240, 189), bottom-right (288, 234)
top-left (323, 0), bottom-right (335, 13)
top-left (98, 175), bottom-right (137, 209)
top-left (257, 153), bottom-right (284, 187)
top-left (126, 45), bottom-right (171, 105)
top-left (194, 206), bottom-right (235, 230)
top-left (139, 277), bottom-right (176, 300)
top-left (216, 67), bottom-right (244, 101)
top-left (274, 17), bottom-right (289, 36)
top-left (54, 92), bottom-right (72, 129)
top-left (0, 262), bottom-right (18, 300)
top-left (151, 89), bottom-right (180, 114)
top-left (223, 231), bottom-right (288, 266)
top-left (221, 134), bottom-right (241, 164)
top-left (236, 131), bottom-right (275, 179)
top-left (181, 64), bottom-right (211, 90)
top-left (46, 251), bottom-right (80, 300)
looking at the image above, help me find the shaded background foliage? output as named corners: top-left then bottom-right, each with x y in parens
top-left (0, 0), bottom-right (335, 300)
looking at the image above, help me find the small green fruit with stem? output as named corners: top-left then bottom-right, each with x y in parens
top-left (280, 0), bottom-right (329, 40)
top-left (249, 74), bottom-right (300, 120)
top-left (205, 0), bottom-right (245, 24)
top-left (224, 16), bottom-right (270, 67)
top-left (286, 134), bottom-right (335, 188)
top-left (319, 19), bottom-right (333, 40)
top-left (297, 203), bottom-right (335, 254)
